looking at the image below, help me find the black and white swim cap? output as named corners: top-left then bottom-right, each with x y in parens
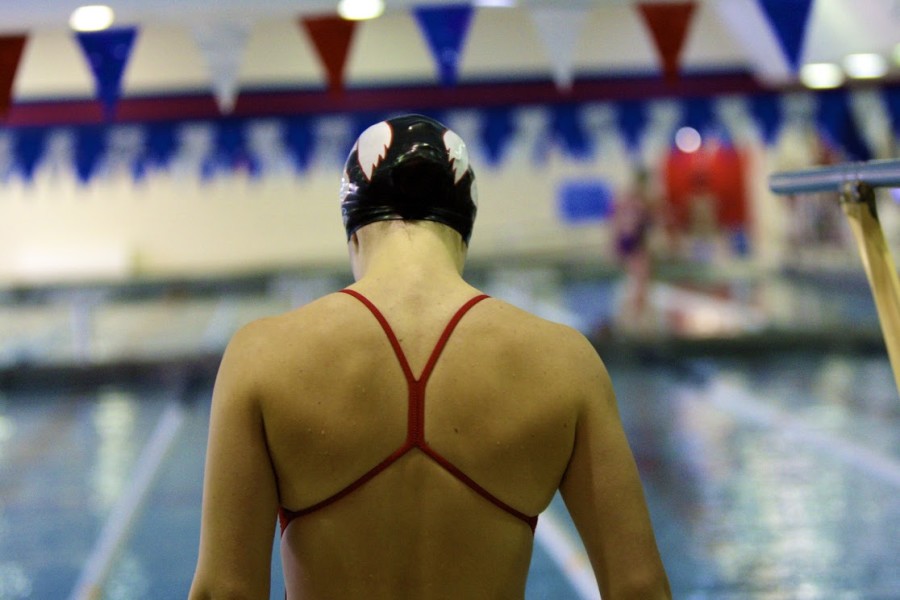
top-left (340, 114), bottom-right (478, 244)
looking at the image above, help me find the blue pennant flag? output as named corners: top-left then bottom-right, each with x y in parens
top-left (817, 90), bottom-right (871, 161)
top-left (215, 121), bottom-right (248, 172)
top-left (285, 117), bottom-right (315, 173)
top-left (479, 107), bottom-right (515, 166)
top-left (413, 4), bottom-right (474, 86)
top-left (146, 122), bottom-right (177, 172)
top-left (76, 28), bottom-right (138, 120)
top-left (75, 125), bottom-right (106, 183)
top-left (552, 106), bottom-right (590, 160)
top-left (750, 93), bottom-right (781, 144)
top-left (615, 100), bottom-right (647, 156)
top-left (886, 87), bottom-right (900, 137)
top-left (683, 97), bottom-right (713, 133)
top-left (14, 128), bottom-right (47, 182)
top-left (756, 0), bottom-right (814, 72)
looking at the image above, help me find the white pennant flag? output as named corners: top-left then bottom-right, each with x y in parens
top-left (529, 6), bottom-right (590, 92)
top-left (192, 21), bottom-right (251, 114)
top-left (712, 0), bottom-right (792, 84)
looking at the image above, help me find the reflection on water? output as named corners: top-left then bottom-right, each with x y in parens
top-left (0, 266), bottom-right (887, 370)
top-left (92, 391), bottom-right (139, 511)
top-left (633, 356), bottom-right (900, 597)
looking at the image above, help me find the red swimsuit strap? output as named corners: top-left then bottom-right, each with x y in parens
top-left (279, 289), bottom-right (538, 534)
top-left (339, 288), bottom-right (489, 384)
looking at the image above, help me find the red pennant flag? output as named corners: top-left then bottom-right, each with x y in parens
top-left (301, 16), bottom-right (357, 94)
top-left (637, 2), bottom-right (697, 82)
top-left (0, 35), bottom-right (27, 119)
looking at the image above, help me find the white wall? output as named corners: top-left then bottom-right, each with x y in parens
top-left (0, 143), bottom-right (629, 285)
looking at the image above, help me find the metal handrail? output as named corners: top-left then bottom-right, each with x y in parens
top-left (769, 159), bottom-right (900, 195)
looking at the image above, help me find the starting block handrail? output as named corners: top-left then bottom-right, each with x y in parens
top-left (769, 159), bottom-right (900, 195)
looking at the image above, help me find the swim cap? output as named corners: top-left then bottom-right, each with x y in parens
top-left (340, 114), bottom-right (478, 244)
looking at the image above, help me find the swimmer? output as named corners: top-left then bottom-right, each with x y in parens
top-left (189, 115), bottom-right (670, 600)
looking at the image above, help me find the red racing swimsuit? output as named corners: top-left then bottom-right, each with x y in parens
top-left (278, 288), bottom-right (538, 534)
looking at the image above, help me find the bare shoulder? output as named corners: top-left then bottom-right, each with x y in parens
top-left (485, 298), bottom-right (602, 352)
top-left (483, 298), bottom-right (612, 392)
top-left (220, 292), bottom-right (351, 374)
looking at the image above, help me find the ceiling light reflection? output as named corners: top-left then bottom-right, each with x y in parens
top-left (337, 0), bottom-right (385, 20)
top-left (800, 63), bottom-right (844, 89)
top-left (70, 5), bottom-right (115, 32)
top-left (843, 53), bottom-right (888, 79)
top-left (675, 126), bottom-right (702, 153)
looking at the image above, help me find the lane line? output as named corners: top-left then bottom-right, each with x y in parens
top-left (68, 401), bottom-right (186, 600)
top-left (534, 508), bottom-right (601, 600)
top-left (699, 378), bottom-right (900, 488)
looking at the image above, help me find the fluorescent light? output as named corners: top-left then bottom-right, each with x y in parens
top-left (843, 53), bottom-right (888, 79)
top-left (474, 0), bottom-right (517, 6)
top-left (337, 0), bottom-right (385, 20)
top-left (69, 5), bottom-right (115, 32)
top-left (675, 127), bottom-right (702, 153)
top-left (799, 63), bottom-right (844, 89)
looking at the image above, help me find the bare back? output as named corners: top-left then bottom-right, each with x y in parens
top-left (257, 287), bottom-right (587, 599)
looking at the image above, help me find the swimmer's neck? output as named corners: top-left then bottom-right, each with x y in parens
top-left (349, 221), bottom-right (467, 286)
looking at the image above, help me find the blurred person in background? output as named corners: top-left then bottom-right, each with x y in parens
top-left (613, 167), bottom-right (660, 333)
top-left (189, 114), bottom-right (670, 600)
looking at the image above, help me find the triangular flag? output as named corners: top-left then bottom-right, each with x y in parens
top-left (636, 2), bottom-right (697, 82)
top-left (713, 0), bottom-right (792, 84)
top-left (755, 0), bottom-right (814, 72)
top-left (0, 35), bottom-right (26, 119)
top-left (413, 4), bottom-right (474, 86)
top-left (301, 16), bottom-right (357, 94)
top-left (192, 21), bottom-right (250, 114)
top-left (75, 28), bottom-right (137, 120)
top-left (529, 7), bottom-right (589, 92)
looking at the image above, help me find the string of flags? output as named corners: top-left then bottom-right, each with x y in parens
top-left (0, 0), bottom-right (823, 120)
top-left (0, 84), bottom-right (896, 186)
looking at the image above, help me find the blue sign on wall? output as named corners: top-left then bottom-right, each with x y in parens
top-left (558, 179), bottom-right (614, 224)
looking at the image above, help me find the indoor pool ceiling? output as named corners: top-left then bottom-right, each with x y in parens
top-left (0, 0), bottom-right (897, 102)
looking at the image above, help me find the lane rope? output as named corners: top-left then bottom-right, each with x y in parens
top-left (535, 507), bottom-right (601, 600)
top-left (68, 401), bottom-right (186, 600)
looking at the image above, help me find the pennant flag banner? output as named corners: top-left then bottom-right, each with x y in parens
top-left (0, 35), bottom-right (27, 119)
top-left (192, 21), bottom-right (251, 114)
top-left (301, 16), bottom-right (357, 94)
top-left (552, 105), bottom-right (590, 158)
top-left (682, 96), bottom-right (714, 133)
top-left (886, 87), bottom-right (900, 137)
top-left (616, 100), bottom-right (648, 155)
top-left (12, 128), bottom-right (46, 181)
top-left (816, 90), bottom-right (871, 161)
top-left (479, 106), bottom-right (515, 165)
top-left (749, 93), bottom-right (781, 143)
top-left (755, 0), bottom-right (814, 72)
top-left (529, 7), bottom-right (590, 91)
top-left (75, 126), bottom-right (106, 183)
top-left (76, 28), bottom-right (138, 120)
top-left (284, 117), bottom-right (315, 171)
top-left (0, 84), bottom-right (896, 184)
top-left (413, 4), bottom-right (474, 87)
top-left (637, 2), bottom-right (697, 82)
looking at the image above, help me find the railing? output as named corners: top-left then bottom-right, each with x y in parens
top-left (769, 158), bottom-right (900, 396)
top-left (769, 159), bottom-right (900, 194)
